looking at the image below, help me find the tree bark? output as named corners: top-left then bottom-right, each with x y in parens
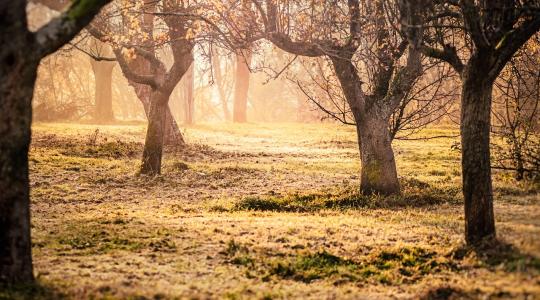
top-left (0, 0), bottom-right (38, 284)
top-left (355, 114), bottom-right (400, 195)
top-left (0, 0), bottom-right (110, 284)
top-left (0, 53), bottom-right (37, 285)
top-left (141, 91), bottom-right (168, 175)
top-left (233, 49), bottom-right (252, 123)
top-left (461, 56), bottom-right (496, 244)
top-left (332, 56), bottom-right (401, 195)
top-left (90, 59), bottom-right (115, 122)
top-left (134, 84), bottom-right (184, 145)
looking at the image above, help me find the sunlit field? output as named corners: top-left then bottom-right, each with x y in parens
top-left (10, 122), bottom-right (537, 299)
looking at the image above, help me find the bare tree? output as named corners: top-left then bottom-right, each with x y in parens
top-left (492, 35), bottom-right (540, 180)
top-left (100, 0), bottom-right (194, 175)
top-left (420, 0), bottom-right (540, 244)
top-left (31, 0), bottom-right (185, 139)
top-left (248, 0), bottom-right (425, 195)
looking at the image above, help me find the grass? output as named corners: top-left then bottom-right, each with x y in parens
top-left (0, 281), bottom-right (65, 300)
top-left (231, 178), bottom-right (460, 213)
top-left (26, 122), bottom-right (540, 299)
top-left (225, 244), bottom-right (456, 285)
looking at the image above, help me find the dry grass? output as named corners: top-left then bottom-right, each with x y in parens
top-left (6, 122), bottom-right (538, 299)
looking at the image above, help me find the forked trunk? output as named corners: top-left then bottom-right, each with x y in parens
top-left (164, 107), bottom-right (184, 145)
top-left (140, 92), bottom-right (168, 175)
top-left (355, 114), bottom-right (400, 195)
top-left (461, 61), bottom-right (496, 244)
top-left (0, 52), bottom-right (37, 284)
top-left (135, 85), bottom-right (183, 145)
top-left (91, 59), bottom-right (115, 122)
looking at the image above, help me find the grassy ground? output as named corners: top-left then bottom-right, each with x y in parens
top-left (4, 122), bottom-right (539, 299)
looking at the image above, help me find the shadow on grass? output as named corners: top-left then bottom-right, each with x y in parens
top-left (418, 286), bottom-right (474, 300)
top-left (230, 177), bottom-right (461, 213)
top-left (0, 281), bottom-right (65, 300)
top-left (223, 242), bottom-right (459, 285)
top-left (450, 239), bottom-right (540, 273)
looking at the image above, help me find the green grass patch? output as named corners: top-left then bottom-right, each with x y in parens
top-left (265, 251), bottom-right (358, 283)
top-left (232, 178), bottom-right (460, 213)
top-left (261, 246), bottom-right (456, 285)
top-left (43, 221), bottom-right (178, 254)
top-left (221, 240), bottom-right (255, 267)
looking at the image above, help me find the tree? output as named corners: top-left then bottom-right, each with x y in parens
top-left (0, 0), bottom-right (110, 284)
top-left (233, 48), bottom-right (252, 122)
top-left (211, 47), bottom-right (233, 121)
top-left (31, 0), bottom-right (185, 140)
top-left (103, 0), bottom-right (194, 175)
top-left (420, 0), bottom-right (540, 244)
top-left (88, 39), bottom-right (116, 122)
top-left (250, 0), bottom-right (425, 195)
top-left (492, 35), bottom-right (540, 180)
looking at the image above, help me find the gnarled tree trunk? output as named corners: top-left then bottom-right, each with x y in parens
top-left (134, 84), bottom-right (184, 145)
top-left (355, 114), bottom-right (400, 195)
top-left (332, 56), bottom-right (401, 195)
top-left (461, 56), bottom-right (496, 244)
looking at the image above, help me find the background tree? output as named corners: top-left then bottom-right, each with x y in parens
top-left (233, 48), bottom-right (252, 122)
top-left (211, 47), bottom-right (233, 121)
top-left (88, 38), bottom-right (116, 122)
top-left (0, 0), bottom-right (110, 284)
top-left (183, 58), bottom-right (195, 125)
top-left (492, 34), bottom-right (540, 180)
top-left (101, 0), bottom-right (194, 175)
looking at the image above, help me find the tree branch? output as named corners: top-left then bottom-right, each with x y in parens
top-left (113, 48), bottom-right (159, 89)
top-left (34, 0), bottom-right (111, 58)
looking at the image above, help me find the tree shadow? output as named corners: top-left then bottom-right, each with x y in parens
top-left (0, 280), bottom-right (66, 300)
top-left (451, 238), bottom-right (540, 273)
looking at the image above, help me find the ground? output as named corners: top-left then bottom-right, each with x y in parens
top-left (4, 122), bottom-right (539, 299)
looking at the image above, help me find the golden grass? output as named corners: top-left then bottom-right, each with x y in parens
top-left (12, 122), bottom-right (539, 299)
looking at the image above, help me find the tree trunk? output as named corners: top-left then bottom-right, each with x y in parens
top-left (164, 106), bottom-right (184, 145)
top-left (331, 56), bottom-right (401, 196)
top-left (461, 60), bottom-right (496, 244)
top-left (0, 60), bottom-right (37, 285)
top-left (183, 62), bottom-right (194, 125)
top-left (0, 2), bottom-right (38, 283)
top-left (141, 91), bottom-right (168, 175)
top-left (233, 49), bottom-right (252, 123)
top-left (90, 59), bottom-right (115, 123)
top-left (134, 84), bottom-right (183, 145)
top-left (355, 112), bottom-right (400, 195)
